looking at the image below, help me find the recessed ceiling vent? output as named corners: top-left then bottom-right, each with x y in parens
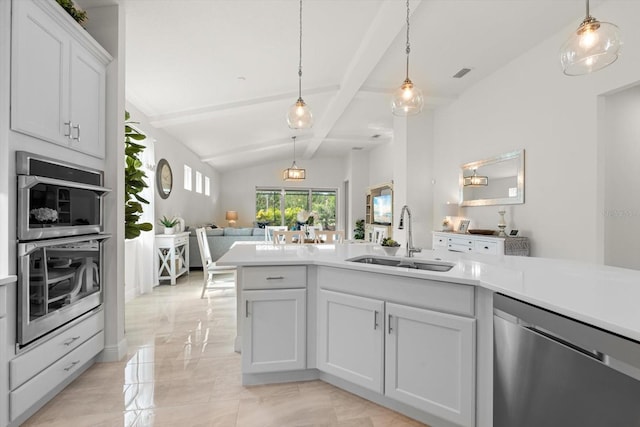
top-left (453, 68), bottom-right (472, 79)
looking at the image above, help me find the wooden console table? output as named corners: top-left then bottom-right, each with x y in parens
top-left (155, 232), bottom-right (189, 285)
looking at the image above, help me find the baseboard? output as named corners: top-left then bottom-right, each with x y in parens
top-left (98, 337), bottom-right (128, 362)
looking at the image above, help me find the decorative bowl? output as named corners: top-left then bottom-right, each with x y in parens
top-left (382, 246), bottom-right (400, 256)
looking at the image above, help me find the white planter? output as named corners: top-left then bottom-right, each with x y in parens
top-left (164, 226), bottom-right (175, 235)
top-left (382, 246), bottom-right (400, 256)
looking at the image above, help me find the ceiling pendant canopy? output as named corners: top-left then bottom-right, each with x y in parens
top-left (560, 0), bottom-right (622, 76)
top-left (391, 0), bottom-right (423, 116)
top-left (287, 0), bottom-right (313, 129)
top-left (283, 136), bottom-right (306, 181)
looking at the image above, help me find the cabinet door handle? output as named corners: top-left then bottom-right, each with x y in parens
top-left (63, 360), bottom-right (80, 371)
top-left (64, 121), bottom-right (72, 138)
top-left (63, 336), bottom-right (81, 346)
top-left (388, 314), bottom-right (393, 334)
top-left (245, 300), bottom-right (249, 317)
top-left (72, 124), bottom-right (81, 141)
top-left (373, 310), bottom-right (379, 330)
top-left (266, 276), bottom-right (284, 280)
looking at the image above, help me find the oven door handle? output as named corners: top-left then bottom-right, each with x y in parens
top-left (18, 234), bottom-right (111, 256)
top-left (18, 175), bottom-right (111, 194)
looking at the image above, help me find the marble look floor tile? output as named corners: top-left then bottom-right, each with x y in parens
top-left (21, 275), bottom-right (428, 427)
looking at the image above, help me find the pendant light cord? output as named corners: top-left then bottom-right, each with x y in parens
top-left (405, 0), bottom-right (411, 80)
top-left (292, 136), bottom-right (297, 165)
top-left (585, 0), bottom-right (590, 18)
top-left (297, 0), bottom-right (303, 101)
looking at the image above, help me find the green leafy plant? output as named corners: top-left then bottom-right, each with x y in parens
top-left (353, 219), bottom-right (365, 240)
top-left (158, 216), bottom-right (179, 228)
top-left (55, 0), bottom-right (87, 25)
top-left (381, 237), bottom-right (400, 247)
top-left (125, 111), bottom-right (153, 239)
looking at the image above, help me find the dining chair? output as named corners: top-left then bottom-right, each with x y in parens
top-left (315, 230), bottom-right (345, 243)
top-left (372, 226), bottom-right (387, 244)
top-left (273, 230), bottom-right (304, 244)
top-left (265, 226), bottom-right (288, 242)
top-left (195, 227), bottom-right (236, 298)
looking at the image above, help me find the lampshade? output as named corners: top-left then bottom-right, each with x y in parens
top-left (283, 136), bottom-right (306, 181)
top-left (560, 0), bottom-right (622, 76)
top-left (463, 170), bottom-right (488, 187)
top-left (287, 0), bottom-right (313, 129)
top-left (225, 211), bottom-right (238, 224)
top-left (391, 0), bottom-right (424, 116)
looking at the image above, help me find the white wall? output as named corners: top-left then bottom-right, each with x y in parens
top-left (125, 103), bottom-right (222, 229)
top-left (346, 149), bottom-right (369, 239)
top-left (603, 84), bottom-right (640, 269)
top-left (220, 156), bottom-right (348, 229)
top-left (431, 0), bottom-right (640, 262)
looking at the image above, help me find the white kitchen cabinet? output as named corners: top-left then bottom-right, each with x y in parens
top-left (242, 288), bottom-right (306, 373)
top-left (385, 302), bottom-right (476, 427)
top-left (317, 289), bottom-right (384, 392)
top-left (11, 0), bottom-right (110, 158)
top-left (433, 231), bottom-right (529, 256)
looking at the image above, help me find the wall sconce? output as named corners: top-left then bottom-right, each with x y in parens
top-left (225, 211), bottom-right (238, 227)
top-left (463, 170), bottom-right (488, 187)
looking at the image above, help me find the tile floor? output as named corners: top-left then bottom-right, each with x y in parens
top-left (21, 273), bottom-right (428, 427)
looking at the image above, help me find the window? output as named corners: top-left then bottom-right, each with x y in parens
top-left (256, 188), bottom-right (337, 230)
top-left (195, 171), bottom-right (202, 193)
top-left (184, 165), bottom-right (192, 191)
top-left (204, 176), bottom-right (210, 196)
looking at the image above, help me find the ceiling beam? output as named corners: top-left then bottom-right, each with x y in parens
top-left (200, 135), bottom-right (313, 162)
top-left (149, 85), bottom-right (339, 128)
top-left (302, 0), bottom-right (422, 160)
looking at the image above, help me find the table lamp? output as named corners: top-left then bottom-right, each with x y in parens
top-left (442, 203), bottom-right (458, 231)
top-left (225, 211), bottom-right (238, 227)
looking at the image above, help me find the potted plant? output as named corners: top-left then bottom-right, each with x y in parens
top-left (381, 237), bottom-right (401, 256)
top-left (353, 219), bottom-right (365, 240)
top-left (124, 111), bottom-right (153, 239)
top-left (159, 216), bottom-right (179, 234)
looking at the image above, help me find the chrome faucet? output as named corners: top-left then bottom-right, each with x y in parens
top-left (398, 205), bottom-right (421, 257)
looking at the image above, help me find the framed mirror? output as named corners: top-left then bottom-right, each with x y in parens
top-left (460, 149), bottom-right (524, 207)
top-left (156, 158), bottom-right (172, 199)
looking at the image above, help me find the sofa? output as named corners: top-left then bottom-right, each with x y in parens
top-left (188, 227), bottom-right (265, 268)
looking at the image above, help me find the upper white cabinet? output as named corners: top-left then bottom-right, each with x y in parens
top-left (11, 0), bottom-right (111, 159)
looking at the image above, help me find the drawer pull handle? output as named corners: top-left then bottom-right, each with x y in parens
top-left (484, 246), bottom-right (489, 249)
top-left (266, 276), bottom-right (284, 280)
top-left (64, 360), bottom-right (80, 371)
top-left (63, 336), bottom-right (81, 346)
top-left (72, 124), bottom-right (81, 141)
top-left (64, 121), bottom-right (72, 138)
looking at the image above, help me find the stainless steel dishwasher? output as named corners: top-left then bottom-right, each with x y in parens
top-left (494, 293), bottom-right (640, 427)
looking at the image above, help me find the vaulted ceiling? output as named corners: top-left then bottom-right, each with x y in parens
top-left (80, 0), bottom-right (600, 172)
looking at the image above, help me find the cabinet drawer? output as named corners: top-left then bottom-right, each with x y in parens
top-left (10, 331), bottom-right (104, 421)
top-left (243, 266), bottom-right (306, 290)
top-left (174, 235), bottom-right (188, 246)
top-left (11, 310), bottom-right (104, 389)
top-left (432, 236), bottom-right (446, 249)
top-left (474, 240), bottom-right (498, 255)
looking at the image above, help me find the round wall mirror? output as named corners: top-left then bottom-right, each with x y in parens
top-left (156, 158), bottom-right (172, 199)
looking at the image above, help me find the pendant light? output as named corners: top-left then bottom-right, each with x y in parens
top-left (283, 136), bottom-right (306, 181)
top-left (560, 0), bottom-right (622, 76)
top-left (391, 0), bottom-right (423, 116)
top-left (286, 0), bottom-right (313, 129)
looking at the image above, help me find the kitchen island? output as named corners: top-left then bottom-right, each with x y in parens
top-left (217, 243), bottom-right (640, 427)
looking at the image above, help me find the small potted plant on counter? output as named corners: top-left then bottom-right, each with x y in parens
top-left (381, 237), bottom-right (401, 256)
top-left (159, 216), bottom-right (179, 234)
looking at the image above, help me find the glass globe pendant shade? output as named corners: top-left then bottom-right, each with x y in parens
top-left (391, 78), bottom-right (424, 116)
top-left (560, 17), bottom-right (622, 76)
top-left (287, 98), bottom-right (314, 129)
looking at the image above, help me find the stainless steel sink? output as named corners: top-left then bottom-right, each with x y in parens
top-left (346, 256), bottom-right (455, 272)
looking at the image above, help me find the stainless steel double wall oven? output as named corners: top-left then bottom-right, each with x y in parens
top-left (16, 152), bottom-right (110, 348)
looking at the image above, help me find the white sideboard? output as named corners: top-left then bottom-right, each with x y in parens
top-left (433, 231), bottom-right (529, 256)
top-left (155, 232), bottom-right (190, 285)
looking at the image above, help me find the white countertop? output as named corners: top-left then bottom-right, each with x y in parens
top-left (0, 275), bottom-right (17, 286)
top-left (218, 243), bottom-right (640, 342)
